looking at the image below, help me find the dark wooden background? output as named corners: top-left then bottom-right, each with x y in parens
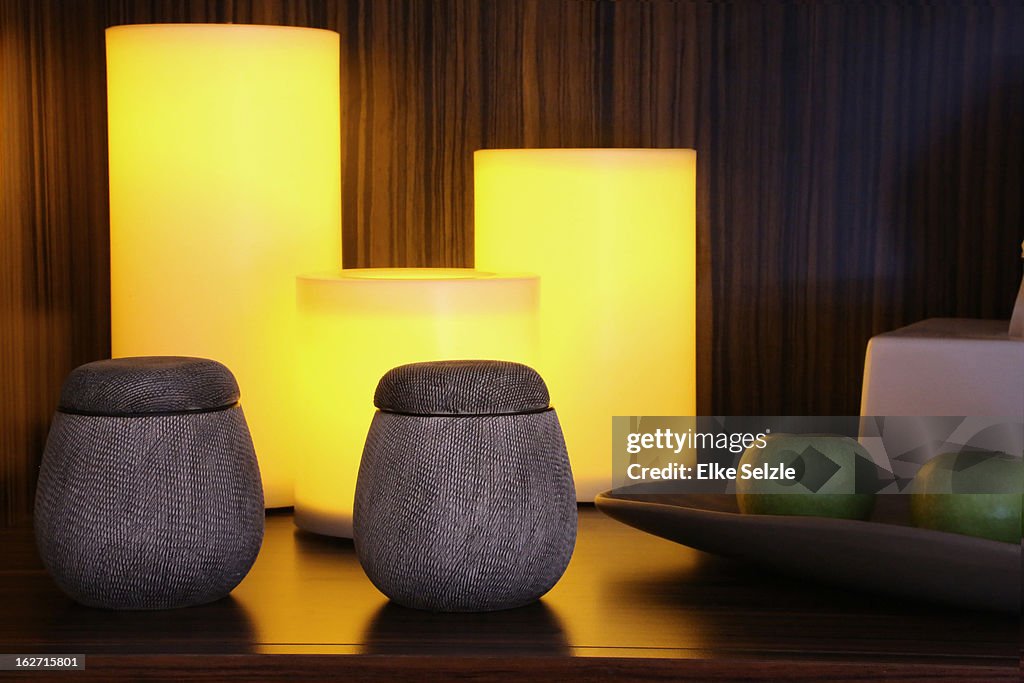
top-left (2, 0), bottom-right (1022, 525)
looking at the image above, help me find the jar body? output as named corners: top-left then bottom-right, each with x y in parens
top-left (34, 407), bottom-right (264, 609)
top-left (354, 409), bottom-right (577, 612)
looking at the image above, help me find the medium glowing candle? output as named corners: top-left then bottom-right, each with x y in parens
top-left (106, 24), bottom-right (342, 507)
top-left (294, 269), bottom-right (539, 538)
top-left (474, 149), bottom-right (697, 500)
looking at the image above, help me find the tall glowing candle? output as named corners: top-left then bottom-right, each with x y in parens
top-left (294, 269), bottom-right (539, 538)
top-left (474, 149), bottom-right (697, 500)
top-left (106, 24), bottom-right (342, 507)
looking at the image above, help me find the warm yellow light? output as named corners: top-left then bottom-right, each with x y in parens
top-left (293, 269), bottom-right (539, 537)
top-left (474, 149), bottom-right (696, 500)
top-left (106, 24), bottom-right (342, 508)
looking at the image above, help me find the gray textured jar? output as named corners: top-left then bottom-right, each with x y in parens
top-left (34, 357), bottom-right (264, 610)
top-left (354, 360), bottom-right (577, 612)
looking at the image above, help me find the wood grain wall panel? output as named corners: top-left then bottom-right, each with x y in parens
top-left (707, 1), bottom-right (1023, 415)
top-left (0, 0), bottom-right (32, 526)
top-left (1, 0), bottom-right (110, 525)
top-left (335, 0), bottom-right (479, 267)
top-left (2, 1), bottom-right (1022, 524)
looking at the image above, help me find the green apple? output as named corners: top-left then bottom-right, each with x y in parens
top-left (736, 433), bottom-right (876, 520)
top-left (910, 451), bottom-right (1023, 544)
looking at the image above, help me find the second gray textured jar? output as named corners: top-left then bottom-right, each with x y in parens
top-left (353, 360), bottom-right (577, 612)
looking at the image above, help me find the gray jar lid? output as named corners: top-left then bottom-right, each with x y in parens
top-left (373, 360), bottom-right (550, 416)
top-left (57, 356), bottom-right (240, 416)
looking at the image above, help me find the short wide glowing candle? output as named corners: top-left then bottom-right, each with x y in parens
top-left (475, 149), bottom-right (696, 500)
top-left (106, 24), bottom-right (342, 507)
top-left (294, 269), bottom-right (539, 538)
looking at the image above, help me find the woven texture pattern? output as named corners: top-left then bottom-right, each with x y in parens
top-left (34, 407), bottom-right (264, 609)
top-left (59, 357), bottom-right (240, 415)
top-left (354, 408), bottom-right (576, 612)
top-left (374, 360), bottom-right (550, 415)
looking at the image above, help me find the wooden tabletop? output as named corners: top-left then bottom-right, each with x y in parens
top-left (0, 507), bottom-right (1018, 681)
